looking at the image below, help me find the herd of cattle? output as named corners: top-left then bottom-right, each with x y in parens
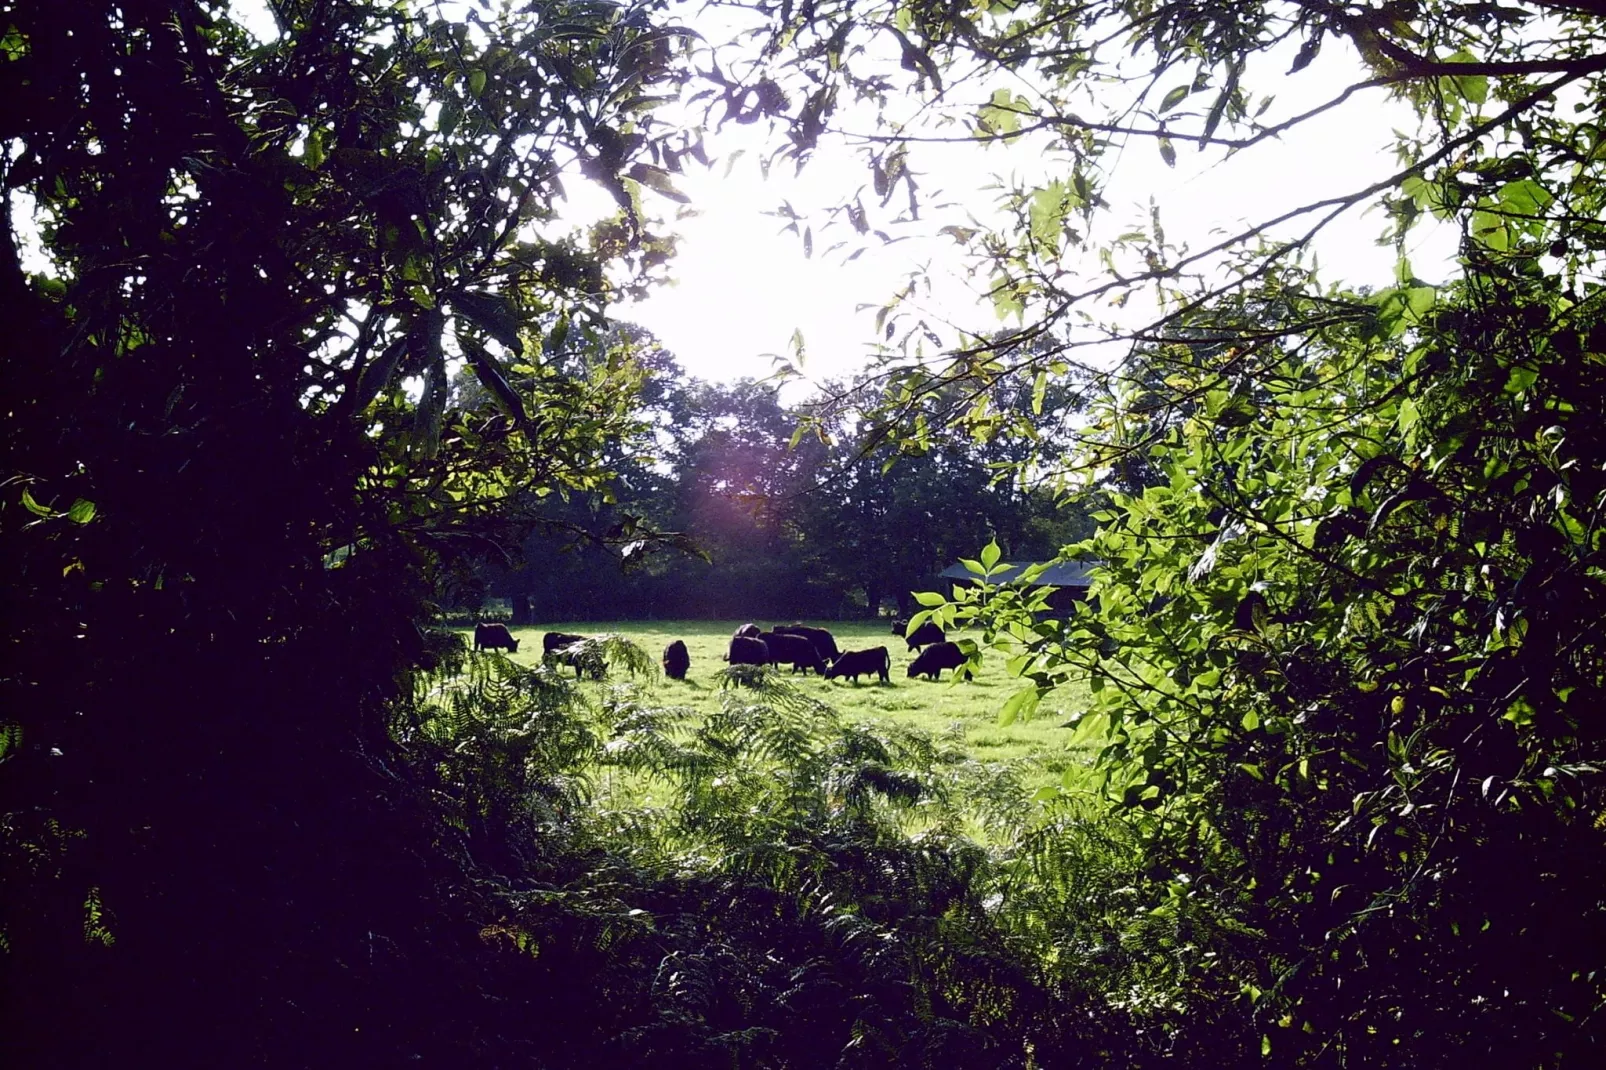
top-left (470, 620), bottom-right (971, 683)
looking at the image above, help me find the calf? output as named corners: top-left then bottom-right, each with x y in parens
top-left (758, 630), bottom-right (829, 675)
top-left (825, 646), bottom-right (890, 684)
top-left (725, 635), bottom-right (770, 666)
top-left (474, 622), bottom-right (520, 653)
top-left (903, 620), bottom-right (945, 651)
top-left (889, 617), bottom-right (908, 636)
top-left (775, 624), bottom-right (840, 662)
top-left (662, 639), bottom-right (690, 680)
top-left (907, 641), bottom-right (968, 681)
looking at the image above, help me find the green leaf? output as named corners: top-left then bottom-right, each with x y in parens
top-left (990, 274), bottom-right (1025, 321)
top-left (625, 162), bottom-right (691, 203)
top-left (1503, 697), bottom-right (1536, 726)
top-left (20, 488), bottom-right (53, 517)
top-left (67, 498), bottom-right (97, 524)
top-left (999, 687), bottom-right (1040, 726)
top-left (976, 88), bottom-right (1023, 137)
top-left (1500, 178), bottom-right (1553, 216)
top-left (349, 336), bottom-right (408, 411)
top-left (303, 127), bottom-right (325, 170)
top-left (1504, 365), bottom-right (1539, 395)
top-left (1443, 49), bottom-right (1487, 106)
top-left (438, 96), bottom-right (462, 138)
top-left (1241, 708), bottom-right (1260, 731)
top-left (913, 590), bottom-right (946, 607)
top-left (458, 331), bottom-right (529, 427)
top-left (1406, 286), bottom-right (1435, 322)
top-left (980, 539), bottom-right (1001, 569)
top-left (453, 290), bottom-right (524, 356)
top-left (1289, 35), bottom-right (1321, 73)
top-left (1200, 88), bottom-right (1229, 145)
top-left (1471, 209), bottom-right (1510, 251)
top-left (469, 68), bottom-right (487, 96)
top-left (1029, 181), bottom-right (1069, 250)
top-left (1397, 397), bottom-right (1420, 435)
top-left (1158, 84), bottom-right (1190, 113)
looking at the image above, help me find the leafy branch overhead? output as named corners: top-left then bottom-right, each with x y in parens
top-left (717, 0), bottom-right (1606, 1063)
top-left (0, 3), bottom-right (709, 1059)
top-left (717, 0), bottom-right (1606, 416)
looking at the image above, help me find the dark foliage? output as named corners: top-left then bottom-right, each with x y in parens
top-left (0, 0), bottom-right (690, 1062)
top-left (478, 368), bottom-right (1096, 621)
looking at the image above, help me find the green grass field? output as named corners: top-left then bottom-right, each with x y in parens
top-left (468, 619), bottom-right (1102, 786)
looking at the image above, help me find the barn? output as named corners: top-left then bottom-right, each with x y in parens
top-left (938, 559), bottom-right (1098, 612)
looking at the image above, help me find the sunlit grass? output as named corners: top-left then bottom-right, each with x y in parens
top-left (467, 618), bottom-right (1103, 792)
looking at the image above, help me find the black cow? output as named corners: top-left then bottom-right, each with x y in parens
top-left (725, 635), bottom-right (769, 666)
top-left (474, 622), bottom-right (520, 653)
top-left (904, 620), bottom-right (945, 651)
top-left (543, 631), bottom-right (588, 654)
top-left (825, 646), bottom-right (890, 684)
top-left (543, 631), bottom-right (600, 678)
top-left (907, 641), bottom-right (968, 680)
top-left (775, 624), bottom-right (839, 662)
top-left (758, 630), bottom-right (829, 675)
top-left (662, 639), bottom-right (690, 680)
top-left (889, 617), bottom-right (908, 636)
top-left (733, 622), bottom-right (762, 639)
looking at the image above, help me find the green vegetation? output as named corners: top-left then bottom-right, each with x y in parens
top-left (469, 371), bottom-right (1095, 622)
top-left (475, 620), bottom-right (1099, 783)
top-left (395, 638), bottom-right (1147, 1065)
top-left (7, 0), bottom-right (1605, 1066)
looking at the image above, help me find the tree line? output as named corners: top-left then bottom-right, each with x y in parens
top-left (460, 332), bottom-right (1095, 622)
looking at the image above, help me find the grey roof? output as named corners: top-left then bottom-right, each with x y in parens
top-left (939, 559), bottom-right (1098, 587)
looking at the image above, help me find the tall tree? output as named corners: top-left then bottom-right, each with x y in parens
top-left (728, 0), bottom-right (1606, 1063)
top-left (0, 0), bottom-right (695, 1062)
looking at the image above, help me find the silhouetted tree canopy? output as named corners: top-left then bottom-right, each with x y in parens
top-left (7, 0), bottom-right (1606, 1066)
top-left (2, 0), bottom-right (698, 1061)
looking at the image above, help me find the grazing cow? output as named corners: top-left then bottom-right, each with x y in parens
top-left (662, 639), bottom-right (690, 680)
top-left (543, 631), bottom-right (588, 654)
top-left (725, 635), bottom-right (769, 666)
top-left (904, 620), bottom-right (945, 651)
top-left (733, 622), bottom-right (762, 639)
top-left (543, 631), bottom-right (600, 678)
top-left (758, 630), bottom-right (829, 675)
top-left (890, 617), bottom-right (909, 636)
top-left (775, 624), bottom-right (840, 662)
top-left (825, 646), bottom-right (890, 684)
top-left (474, 622), bottom-right (520, 653)
top-left (907, 641), bottom-right (968, 680)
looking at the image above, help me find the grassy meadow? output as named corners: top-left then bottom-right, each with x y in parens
top-left (466, 618), bottom-right (1103, 789)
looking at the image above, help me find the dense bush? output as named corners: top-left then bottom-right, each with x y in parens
top-left (921, 259), bottom-right (1606, 1064)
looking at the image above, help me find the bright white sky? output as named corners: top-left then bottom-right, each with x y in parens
top-left (221, 2), bottom-right (1459, 387)
top-left (603, 26), bottom-right (1459, 387)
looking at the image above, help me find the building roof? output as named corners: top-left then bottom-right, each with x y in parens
top-left (938, 559), bottom-right (1098, 587)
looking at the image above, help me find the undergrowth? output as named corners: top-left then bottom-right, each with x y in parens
top-left (388, 633), bottom-right (1256, 1067)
